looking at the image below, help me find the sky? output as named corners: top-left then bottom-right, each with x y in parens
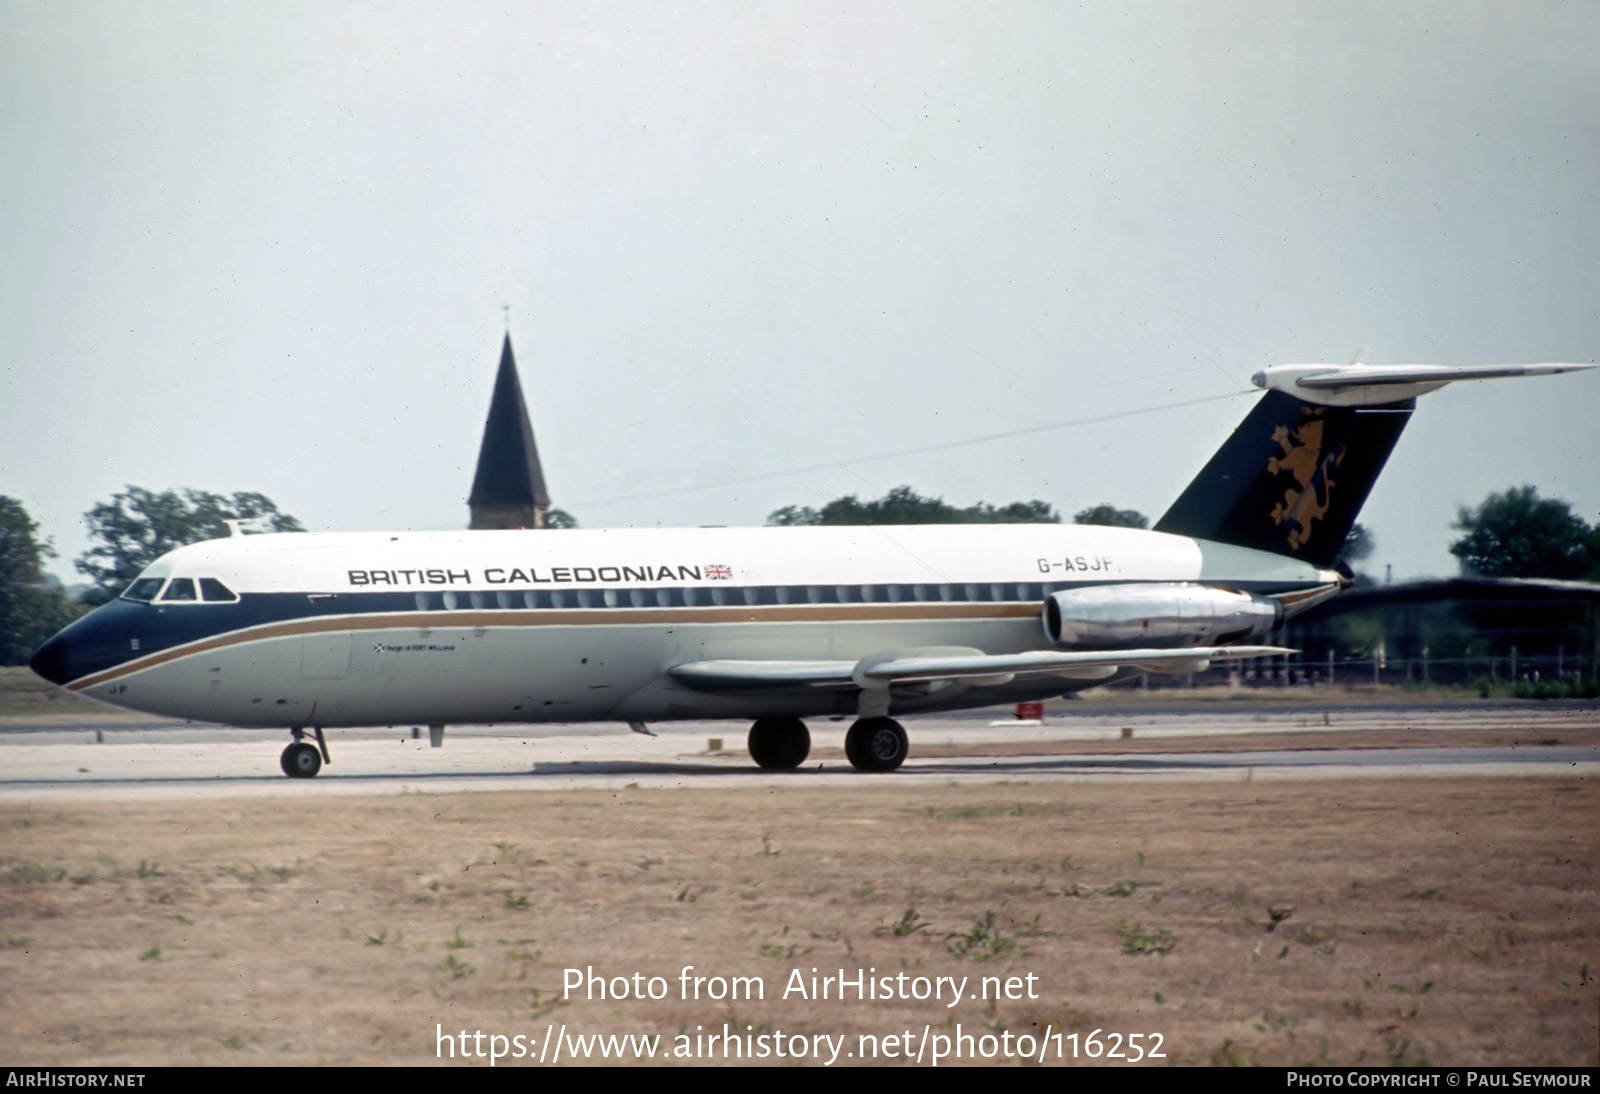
top-left (3, 1), bottom-right (1597, 586)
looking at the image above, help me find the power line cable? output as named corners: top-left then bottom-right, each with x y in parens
top-left (568, 389), bottom-right (1253, 510)
top-left (412, 388), bottom-right (1254, 530)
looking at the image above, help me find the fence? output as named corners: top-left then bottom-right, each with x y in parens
top-left (1119, 647), bottom-right (1597, 692)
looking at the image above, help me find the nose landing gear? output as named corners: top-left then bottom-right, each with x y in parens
top-left (281, 741), bottom-right (321, 778)
top-left (280, 726), bottom-right (330, 778)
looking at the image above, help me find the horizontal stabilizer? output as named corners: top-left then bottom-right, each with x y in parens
top-left (669, 645), bottom-right (1295, 693)
top-left (1252, 362), bottom-right (1593, 408)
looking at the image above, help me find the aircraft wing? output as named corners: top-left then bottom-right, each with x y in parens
top-left (667, 659), bottom-right (860, 692)
top-left (668, 645), bottom-right (1295, 693)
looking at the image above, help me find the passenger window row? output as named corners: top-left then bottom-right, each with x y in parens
top-left (408, 582), bottom-right (1065, 612)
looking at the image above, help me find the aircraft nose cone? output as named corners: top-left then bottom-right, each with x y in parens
top-left (30, 633), bottom-right (75, 686)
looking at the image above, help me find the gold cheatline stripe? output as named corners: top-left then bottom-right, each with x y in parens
top-left (66, 602), bottom-right (1041, 691)
top-left (1271, 583), bottom-right (1340, 607)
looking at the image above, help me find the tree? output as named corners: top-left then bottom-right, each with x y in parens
top-left (767, 486), bottom-right (1060, 526)
top-left (0, 497), bottom-right (86, 665)
top-left (76, 487), bottom-right (305, 605)
top-left (1339, 522), bottom-right (1375, 564)
top-left (544, 508), bottom-right (579, 529)
top-left (1072, 504), bottom-right (1149, 530)
top-left (768, 505), bottom-right (824, 526)
top-left (1449, 485), bottom-right (1599, 580)
top-left (1330, 522), bottom-right (1381, 586)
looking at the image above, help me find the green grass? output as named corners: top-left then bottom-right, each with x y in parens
top-left (947, 910), bottom-right (1016, 961)
top-left (439, 954), bottom-right (473, 979)
top-left (873, 906), bottom-right (927, 937)
top-left (1116, 919), bottom-right (1177, 955)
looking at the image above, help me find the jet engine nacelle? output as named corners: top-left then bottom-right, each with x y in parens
top-left (1041, 583), bottom-right (1283, 650)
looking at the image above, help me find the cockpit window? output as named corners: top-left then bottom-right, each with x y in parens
top-left (160, 578), bottom-right (198, 602)
top-left (199, 578), bottom-right (238, 602)
top-left (123, 577), bottom-right (166, 602)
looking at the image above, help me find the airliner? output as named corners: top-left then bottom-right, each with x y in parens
top-left (29, 361), bottom-right (1591, 777)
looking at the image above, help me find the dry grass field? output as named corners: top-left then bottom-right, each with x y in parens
top-left (0, 776), bottom-right (1595, 1067)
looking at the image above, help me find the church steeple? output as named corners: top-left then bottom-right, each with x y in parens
top-left (468, 334), bottom-right (551, 529)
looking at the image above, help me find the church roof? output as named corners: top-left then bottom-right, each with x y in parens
top-left (467, 334), bottom-right (551, 509)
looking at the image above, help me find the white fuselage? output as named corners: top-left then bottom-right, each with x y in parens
top-left (51, 524), bottom-right (1331, 729)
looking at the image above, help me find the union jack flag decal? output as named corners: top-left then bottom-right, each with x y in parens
top-left (705, 564), bottom-right (733, 580)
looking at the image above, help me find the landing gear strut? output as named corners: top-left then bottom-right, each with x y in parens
top-left (280, 726), bottom-right (329, 778)
top-left (844, 716), bottom-right (908, 772)
top-left (747, 717), bottom-right (810, 769)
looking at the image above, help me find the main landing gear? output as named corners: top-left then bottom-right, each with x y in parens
top-left (843, 716), bottom-right (908, 773)
top-left (280, 726), bottom-right (330, 779)
top-left (745, 715), bottom-right (910, 773)
top-left (747, 717), bottom-right (810, 770)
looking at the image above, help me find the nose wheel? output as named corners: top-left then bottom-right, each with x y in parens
top-left (280, 726), bottom-right (330, 778)
top-left (281, 742), bottom-right (322, 778)
top-left (844, 716), bottom-right (908, 772)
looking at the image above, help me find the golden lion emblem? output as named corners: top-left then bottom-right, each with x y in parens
top-left (1266, 411), bottom-right (1345, 550)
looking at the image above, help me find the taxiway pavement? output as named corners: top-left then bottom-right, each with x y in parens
top-left (1, 703), bottom-right (1593, 802)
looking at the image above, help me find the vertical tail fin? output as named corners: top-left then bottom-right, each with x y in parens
top-left (1153, 390), bottom-right (1413, 566)
top-left (1154, 361), bottom-right (1592, 565)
